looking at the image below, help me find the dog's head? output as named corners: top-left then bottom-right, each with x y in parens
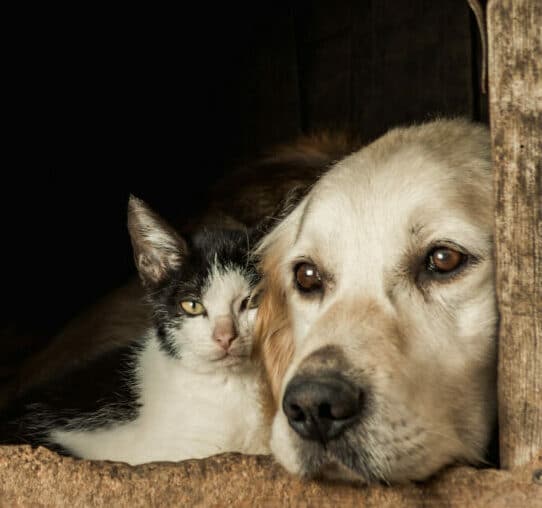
top-left (255, 119), bottom-right (497, 483)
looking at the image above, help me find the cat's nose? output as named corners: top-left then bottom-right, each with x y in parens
top-left (213, 316), bottom-right (237, 351)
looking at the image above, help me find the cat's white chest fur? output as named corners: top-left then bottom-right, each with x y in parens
top-left (51, 336), bottom-right (270, 465)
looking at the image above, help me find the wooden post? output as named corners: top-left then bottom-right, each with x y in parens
top-left (487, 0), bottom-right (542, 468)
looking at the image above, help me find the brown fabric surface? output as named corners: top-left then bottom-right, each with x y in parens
top-left (0, 446), bottom-right (540, 507)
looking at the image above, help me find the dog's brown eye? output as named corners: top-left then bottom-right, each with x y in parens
top-left (427, 247), bottom-right (465, 273)
top-left (295, 262), bottom-right (323, 292)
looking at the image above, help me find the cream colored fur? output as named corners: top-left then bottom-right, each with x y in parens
top-left (255, 119), bottom-right (496, 483)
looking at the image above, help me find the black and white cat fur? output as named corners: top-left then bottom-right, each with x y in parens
top-left (0, 196), bottom-right (270, 464)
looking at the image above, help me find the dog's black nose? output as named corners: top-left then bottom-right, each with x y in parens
top-left (282, 374), bottom-right (364, 443)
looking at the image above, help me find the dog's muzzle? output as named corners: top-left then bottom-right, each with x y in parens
top-left (282, 372), bottom-right (364, 443)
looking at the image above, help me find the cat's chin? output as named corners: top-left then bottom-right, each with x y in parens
top-left (201, 352), bottom-right (253, 372)
top-left (217, 354), bottom-right (250, 366)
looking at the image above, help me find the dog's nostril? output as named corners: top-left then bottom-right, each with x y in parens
top-left (318, 402), bottom-right (332, 419)
top-left (283, 374), bottom-right (365, 443)
top-left (288, 403), bottom-right (306, 422)
top-left (358, 389), bottom-right (365, 407)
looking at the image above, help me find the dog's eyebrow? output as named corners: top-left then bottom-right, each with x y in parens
top-left (409, 223), bottom-right (425, 238)
top-left (294, 195), bottom-right (314, 244)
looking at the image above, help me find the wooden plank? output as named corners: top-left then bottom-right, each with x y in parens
top-left (1, 447), bottom-right (542, 506)
top-left (488, 0), bottom-right (542, 469)
top-left (467, 0), bottom-right (490, 123)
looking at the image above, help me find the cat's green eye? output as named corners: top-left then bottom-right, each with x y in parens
top-left (180, 300), bottom-right (206, 316)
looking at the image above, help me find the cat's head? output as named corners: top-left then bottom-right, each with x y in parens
top-left (127, 195), bottom-right (260, 374)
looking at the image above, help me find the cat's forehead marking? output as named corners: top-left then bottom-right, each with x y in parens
top-left (202, 263), bottom-right (251, 315)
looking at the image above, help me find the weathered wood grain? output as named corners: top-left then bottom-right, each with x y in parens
top-left (488, 0), bottom-right (542, 469)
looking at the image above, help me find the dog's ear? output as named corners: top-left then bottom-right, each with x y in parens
top-left (250, 184), bottom-right (309, 245)
top-left (253, 256), bottom-right (295, 405)
top-left (251, 186), bottom-right (310, 403)
top-left (127, 195), bottom-right (188, 287)
top-left (252, 204), bottom-right (299, 405)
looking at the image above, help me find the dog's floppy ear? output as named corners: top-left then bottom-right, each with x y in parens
top-left (127, 195), bottom-right (188, 287)
top-left (253, 265), bottom-right (295, 403)
top-left (252, 192), bottom-right (310, 404)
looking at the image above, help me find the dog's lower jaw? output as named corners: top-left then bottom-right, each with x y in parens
top-left (270, 413), bottom-right (370, 482)
top-left (270, 408), bottom-right (479, 484)
top-left (316, 462), bottom-right (371, 484)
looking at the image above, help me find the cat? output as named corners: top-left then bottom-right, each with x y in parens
top-left (0, 196), bottom-right (270, 464)
top-left (0, 132), bottom-right (354, 408)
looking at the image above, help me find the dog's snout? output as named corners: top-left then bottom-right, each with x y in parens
top-left (283, 374), bottom-right (364, 443)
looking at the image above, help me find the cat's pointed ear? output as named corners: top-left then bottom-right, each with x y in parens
top-left (127, 195), bottom-right (188, 287)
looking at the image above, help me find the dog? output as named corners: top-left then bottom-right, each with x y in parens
top-left (254, 118), bottom-right (497, 483)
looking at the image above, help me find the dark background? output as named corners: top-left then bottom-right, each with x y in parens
top-left (2, 1), bottom-right (487, 378)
